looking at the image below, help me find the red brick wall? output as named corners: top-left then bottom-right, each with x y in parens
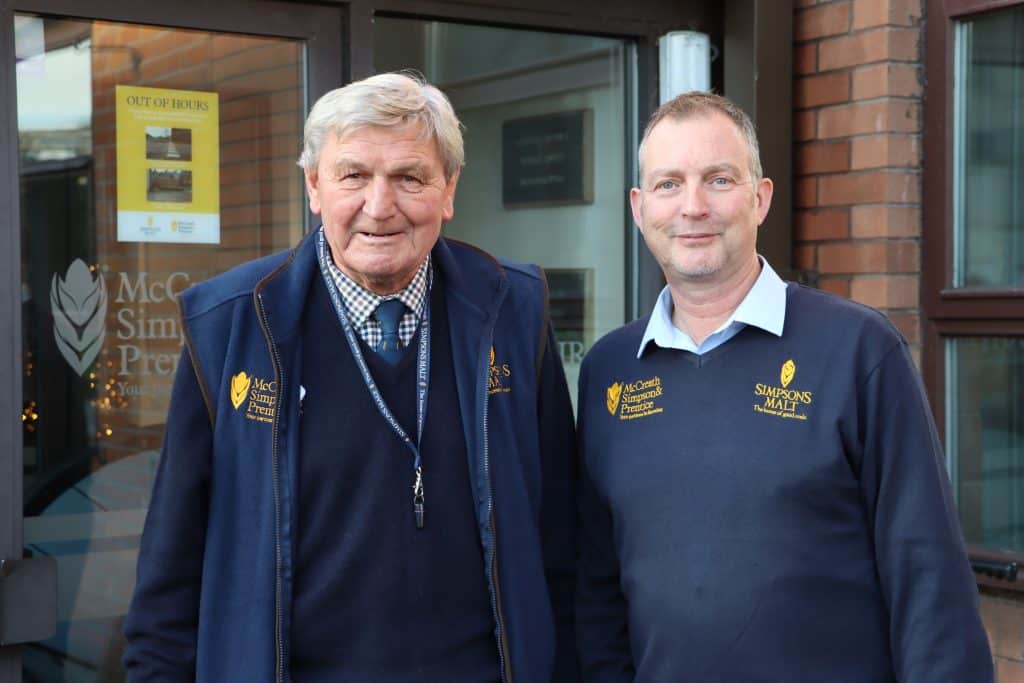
top-left (793, 1), bottom-right (1024, 678)
top-left (793, 0), bottom-right (923, 362)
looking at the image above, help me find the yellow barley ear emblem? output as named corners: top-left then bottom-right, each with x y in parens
top-left (230, 372), bottom-right (251, 410)
top-left (490, 346), bottom-right (496, 367)
top-left (780, 359), bottom-right (796, 388)
top-left (606, 382), bottom-right (623, 416)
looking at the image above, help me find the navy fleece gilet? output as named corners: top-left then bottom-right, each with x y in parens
top-left (290, 272), bottom-right (499, 682)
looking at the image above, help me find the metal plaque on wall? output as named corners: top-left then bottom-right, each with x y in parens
top-left (502, 109), bottom-right (594, 208)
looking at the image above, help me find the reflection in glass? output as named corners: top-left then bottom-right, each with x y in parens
top-left (947, 337), bottom-right (1024, 552)
top-left (17, 14), bottom-right (305, 680)
top-left (375, 19), bottom-right (631, 406)
top-left (953, 6), bottom-right (1024, 288)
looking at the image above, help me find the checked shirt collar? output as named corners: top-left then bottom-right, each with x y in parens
top-left (320, 226), bottom-right (432, 349)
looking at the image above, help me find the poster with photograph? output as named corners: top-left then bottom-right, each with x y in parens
top-left (115, 85), bottom-right (219, 243)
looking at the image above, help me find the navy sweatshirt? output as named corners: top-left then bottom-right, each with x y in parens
top-left (291, 273), bottom-right (499, 681)
top-left (576, 283), bottom-right (992, 683)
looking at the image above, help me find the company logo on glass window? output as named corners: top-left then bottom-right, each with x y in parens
top-left (50, 260), bottom-right (190, 382)
top-left (50, 258), bottom-right (107, 376)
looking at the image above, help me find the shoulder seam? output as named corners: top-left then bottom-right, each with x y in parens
top-left (790, 282), bottom-right (892, 323)
top-left (443, 237), bottom-right (506, 277)
top-left (861, 338), bottom-right (907, 392)
top-left (181, 287), bottom-right (253, 321)
top-left (502, 259), bottom-right (543, 281)
top-left (181, 240), bottom-right (306, 320)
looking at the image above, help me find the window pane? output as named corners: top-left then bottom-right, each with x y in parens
top-left (947, 337), bottom-right (1024, 552)
top-left (18, 14), bottom-right (305, 679)
top-left (953, 6), bottom-right (1024, 288)
top-left (374, 19), bottom-right (632, 408)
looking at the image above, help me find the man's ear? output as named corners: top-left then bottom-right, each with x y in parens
top-left (441, 169), bottom-right (461, 221)
top-left (304, 168), bottom-right (321, 215)
top-left (629, 187), bottom-right (644, 233)
top-left (755, 177), bottom-right (773, 226)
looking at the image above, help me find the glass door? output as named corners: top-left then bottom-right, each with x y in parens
top-left (4, 3), bottom-right (341, 680)
top-left (374, 18), bottom-right (635, 406)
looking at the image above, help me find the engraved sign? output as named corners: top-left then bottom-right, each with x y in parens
top-left (502, 110), bottom-right (593, 207)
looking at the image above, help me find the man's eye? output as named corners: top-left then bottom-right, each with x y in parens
top-left (710, 177), bottom-right (733, 187)
top-left (655, 180), bottom-right (677, 191)
top-left (398, 175), bottom-right (425, 190)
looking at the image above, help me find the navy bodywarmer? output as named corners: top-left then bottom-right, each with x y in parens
top-left (290, 272), bottom-right (500, 682)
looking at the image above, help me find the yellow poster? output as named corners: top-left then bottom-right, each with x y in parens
top-left (115, 85), bottom-right (219, 243)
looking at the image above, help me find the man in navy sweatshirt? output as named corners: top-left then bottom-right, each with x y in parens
top-left (576, 91), bottom-right (993, 682)
top-left (123, 72), bottom-right (577, 682)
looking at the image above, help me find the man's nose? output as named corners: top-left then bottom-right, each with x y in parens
top-left (363, 177), bottom-right (396, 220)
top-left (679, 182), bottom-right (710, 220)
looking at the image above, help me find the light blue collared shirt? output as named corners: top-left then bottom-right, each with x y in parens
top-left (637, 258), bottom-right (788, 358)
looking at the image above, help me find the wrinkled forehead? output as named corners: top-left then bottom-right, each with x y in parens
top-left (329, 121), bottom-right (447, 170)
top-left (335, 117), bottom-right (431, 141)
top-left (322, 120), bottom-right (437, 157)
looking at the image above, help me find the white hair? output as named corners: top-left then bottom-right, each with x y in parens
top-left (298, 71), bottom-right (464, 179)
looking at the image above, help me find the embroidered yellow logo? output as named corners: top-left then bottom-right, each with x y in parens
top-left (230, 371), bottom-right (277, 424)
top-left (606, 376), bottom-right (664, 420)
top-left (606, 382), bottom-right (622, 415)
top-left (781, 359), bottom-right (796, 388)
top-left (753, 359), bottom-right (813, 421)
top-left (488, 346), bottom-right (512, 395)
top-left (230, 372), bottom-right (251, 410)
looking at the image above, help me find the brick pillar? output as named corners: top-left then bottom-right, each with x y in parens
top-left (793, 4), bottom-right (1024, 676)
top-left (792, 0), bottom-right (923, 362)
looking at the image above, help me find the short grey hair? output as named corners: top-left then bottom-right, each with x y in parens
top-left (298, 71), bottom-right (464, 180)
top-left (638, 91), bottom-right (762, 183)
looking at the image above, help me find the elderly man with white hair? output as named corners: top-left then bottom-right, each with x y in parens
top-left (124, 72), bottom-right (577, 683)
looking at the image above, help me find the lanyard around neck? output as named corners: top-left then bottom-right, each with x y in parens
top-left (316, 230), bottom-right (431, 528)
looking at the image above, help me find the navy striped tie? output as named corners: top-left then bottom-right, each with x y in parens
top-left (374, 299), bottom-right (406, 363)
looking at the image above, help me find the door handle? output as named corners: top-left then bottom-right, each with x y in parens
top-left (0, 556), bottom-right (57, 646)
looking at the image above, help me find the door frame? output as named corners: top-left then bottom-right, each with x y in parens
top-left (0, 0), bottom-right (342, 677)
